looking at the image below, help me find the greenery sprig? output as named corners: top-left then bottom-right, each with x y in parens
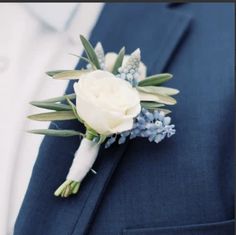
top-left (28, 35), bottom-right (178, 197)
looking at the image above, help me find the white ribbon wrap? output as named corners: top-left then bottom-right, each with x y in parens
top-left (66, 138), bottom-right (100, 182)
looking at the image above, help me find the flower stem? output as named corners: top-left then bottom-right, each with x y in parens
top-left (54, 137), bottom-right (100, 198)
top-left (54, 180), bottom-right (80, 197)
top-left (85, 129), bottom-right (97, 141)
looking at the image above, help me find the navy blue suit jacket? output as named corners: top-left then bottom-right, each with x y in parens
top-left (14, 3), bottom-right (234, 235)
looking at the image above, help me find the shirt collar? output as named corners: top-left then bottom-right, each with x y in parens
top-left (25, 3), bottom-right (79, 32)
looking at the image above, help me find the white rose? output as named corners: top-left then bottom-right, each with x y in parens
top-left (74, 70), bottom-right (141, 135)
top-left (105, 52), bottom-right (147, 81)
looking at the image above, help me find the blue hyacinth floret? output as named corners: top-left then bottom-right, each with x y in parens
top-left (116, 49), bottom-right (140, 87)
top-left (105, 108), bottom-right (176, 148)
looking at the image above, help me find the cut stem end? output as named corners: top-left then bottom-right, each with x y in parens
top-left (54, 180), bottom-right (80, 198)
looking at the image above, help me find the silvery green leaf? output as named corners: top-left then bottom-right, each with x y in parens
top-left (52, 70), bottom-right (89, 80)
top-left (158, 108), bottom-right (172, 115)
top-left (138, 73), bottom-right (173, 86)
top-left (66, 97), bottom-right (84, 123)
top-left (141, 101), bottom-right (165, 110)
top-left (137, 86), bottom-right (179, 96)
top-left (28, 111), bottom-right (77, 121)
top-left (28, 129), bottom-right (84, 137)
top-left (80, 35), bottom-right (101, 69)
top-left (46, 70), bottom-right (67, 77)
top-left (112, 47), bottom-right (125, 75)
top-left (39, 93), bottom-right (76, 103)
top-left (138, 91), bottom-right (177, 105)
top-left (30, 101), bottom-right (72, 111)
top-left (69, 53), bottom-right (92, 64)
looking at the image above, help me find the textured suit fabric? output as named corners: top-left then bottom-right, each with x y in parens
top-left (14, 3), bottom-right (234, 235)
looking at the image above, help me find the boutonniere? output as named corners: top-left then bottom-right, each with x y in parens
top-left (28, 35), bottom-right (179, 198)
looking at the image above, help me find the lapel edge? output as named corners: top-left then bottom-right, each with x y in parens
top-left (151, 8), bottom-right (192, 73)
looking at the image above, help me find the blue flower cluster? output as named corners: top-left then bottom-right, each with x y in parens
top-left (105, 108), bottom-right (176, 148)
top-left (84, 43), bottom-right (176, 148)
top-left (116, 49), bottom-right (141, 87)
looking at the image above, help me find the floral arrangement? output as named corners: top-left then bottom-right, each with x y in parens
top-left (28, 35), bottom-right (179, 198)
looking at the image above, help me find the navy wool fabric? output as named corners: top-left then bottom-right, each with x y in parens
top-left (14, 3), bottom-right (234, 235)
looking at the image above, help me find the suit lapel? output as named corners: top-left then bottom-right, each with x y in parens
top-left (15, 3), bottom-right (192, 235)
top-left (70, 3), bottom-right (192, 235)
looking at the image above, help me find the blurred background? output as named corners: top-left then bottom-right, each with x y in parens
top-left (0, 3), bottom-right (104, 234)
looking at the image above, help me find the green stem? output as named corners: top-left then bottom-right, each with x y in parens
top-left (85, 129), bottom-right (97, 141)
top-left (54, 180), bottom-right (80, 198)
top-left (54, 180), bottom-right (72, 196)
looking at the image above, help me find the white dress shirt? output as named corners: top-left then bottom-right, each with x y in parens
top-left (0, 3), bottom-right (104, 235)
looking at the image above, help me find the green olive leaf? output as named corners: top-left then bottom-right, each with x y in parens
top-left (137, 86), bottom-right (179, 96)
top-left (112, 47), bottom-right (125, 75)
top-left (30, 101), bottom-right (72, 111)
top-left (65, 97), bottom-right (84, 123)
top-left (138, 90), bottom-right (177, 105)
top-left (28, 111), bottom-right (77, 121)
top-left (157, 108), bottom-right (172, 115)
top-left (141, 101), bottom-right (165, 110)
top-left (28, 129), bottom-right (85, 137)
top-left (138, 73), bottom-right (173, 86)
top-left (46, 70), bottom-right (68, 77)
top-left (51, 70), bottom-right (90, 80)
top-left (38, 93), bottom-right (76, 103)
top-left (80, 35), bottom-right (101, 69)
